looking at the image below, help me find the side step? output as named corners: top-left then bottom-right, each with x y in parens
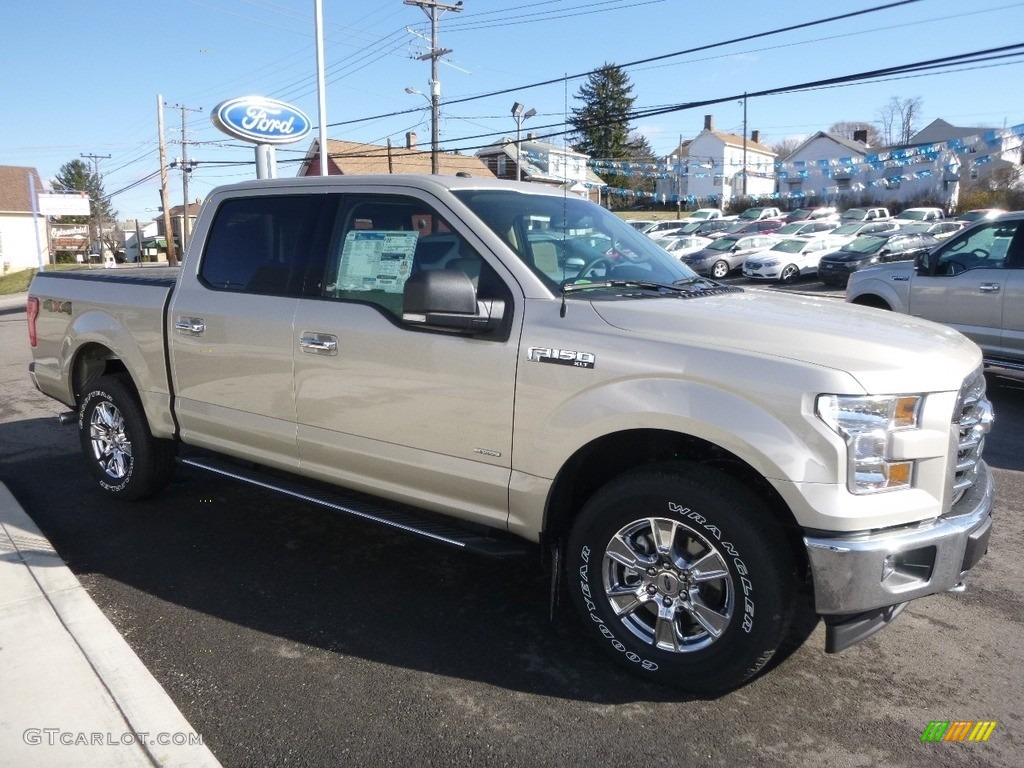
top-left (179, 455), bottom-right (531, 559)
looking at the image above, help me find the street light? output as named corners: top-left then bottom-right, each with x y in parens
top-left (511, 102), bottom-right (536, 182)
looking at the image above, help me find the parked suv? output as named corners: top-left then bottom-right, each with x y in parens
top-left (841, 207), bottom-right (890, 222)
top-left (818, 231), bottom-right (939, 287)
top-left (895, 207), bottom-right (945, 222)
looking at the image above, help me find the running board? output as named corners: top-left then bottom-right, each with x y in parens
top-left (179, 455), bottom-right (531, 559)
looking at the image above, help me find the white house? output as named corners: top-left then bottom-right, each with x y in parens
top-left (777, 131), bottom-right (870, 202)
top-left (0, 166), bottom-right (47, 273)
top-left (476, 136), bottom-right (604, 203)
top-left (673, 115), bottom-right (776, 203)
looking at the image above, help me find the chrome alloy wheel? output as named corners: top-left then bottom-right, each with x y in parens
top-left (602, 517), bottom-right (734, 653)
top-left (89, 400), bottom-right (133, 480)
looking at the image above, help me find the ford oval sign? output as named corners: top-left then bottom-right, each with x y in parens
top-left (211, 96), bottom-right (311, 145)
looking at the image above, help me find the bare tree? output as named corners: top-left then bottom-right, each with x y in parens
top-left (828, 121), bottom-right (882, 146)
top-left (876, 96), bottom-right (923, 146)
top-left (767, 136), bottom-right (802, 160)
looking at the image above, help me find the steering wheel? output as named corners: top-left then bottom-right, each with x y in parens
top-left (578, 257), bottom-right (616, 279)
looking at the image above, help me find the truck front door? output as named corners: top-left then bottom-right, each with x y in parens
top-left (291, 192), bottom-right (521, 530)
top-left (908, 219), bottom-right (1024, 356)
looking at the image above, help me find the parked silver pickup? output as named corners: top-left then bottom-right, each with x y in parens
top-left (26, 175), bottom-right (995, 692)
top-left (847, 212), bottom-right (1024, 371)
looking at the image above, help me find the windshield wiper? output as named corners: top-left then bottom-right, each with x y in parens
top-left (562, 279), bottom-right (687, 294)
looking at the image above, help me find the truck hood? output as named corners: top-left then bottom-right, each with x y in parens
top-left (589, 290), bottom-right (980, 393)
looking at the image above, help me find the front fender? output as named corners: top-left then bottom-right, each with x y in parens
top-left (846, 268), bottom-right (911, 312)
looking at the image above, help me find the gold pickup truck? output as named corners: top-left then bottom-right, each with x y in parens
top-left (26, 175), bottom-right (995, 692)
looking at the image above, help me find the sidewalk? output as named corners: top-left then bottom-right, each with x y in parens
top-left (0, 482), bottom-right (220, 767)
top-left (0, 291), bottom-right (28, 312)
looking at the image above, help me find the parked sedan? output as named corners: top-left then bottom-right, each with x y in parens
top-left (821, 219), bottom-right (900, 248)
top-left (784, 206), bottom-right (838, 223)
top-left (899, 220), bottom-right (966, 240)
top-left (680, 234), bottom-right (778, 278)
top-left (817, 231), bottom-right (939, 287)
top-left (773, 220), bottom-right (838, 238)
top-left (719, 218), bottom-right (785, 238)
top-left (658, 234), bottom-right (713, 259)
top-left (674, 218), bottom-right (735, 238)
top-left (742, 236), bottom-right (835, 283)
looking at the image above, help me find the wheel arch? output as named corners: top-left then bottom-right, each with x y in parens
top-left (849, 293), bottom-right (892, 310)
top-left (70, 342), bottom-right (129, 406)
top-left (541, 428), bottom-right (807, 571)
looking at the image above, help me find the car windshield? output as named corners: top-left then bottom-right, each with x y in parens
top-left (771, 239), bottom-right (808, 254)
top-left (841, 236), bottom-right (887, 254)
top-left (707, 236), bottom-right (740, 252)
top-left (831, 222), bottom-right (865, 235)
top-left (453, 189), bottom-right (696, 292)
top-left (788, 209), bottom-right (811, 220)
top-left (896, 210), bottom-right (929, 221)
top-left (841, 209), bottom-right (867, 219)
top-left (776, 223), bottom-right (806, 235)
top-left (738, 209), bottom-right (764, 220)
top-left (901, 222), bottom-right (932, 233)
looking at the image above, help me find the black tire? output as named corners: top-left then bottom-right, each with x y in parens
top-left (779, 264), bottom-right (799, 284)
top-left (566, 463), bottom-right (797, 693)
top-left (78, 374), bottom-right (176, 501)
top-left (710, 260), bottom-right (730, 279)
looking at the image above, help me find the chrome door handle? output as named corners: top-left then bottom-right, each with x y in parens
top-left (174, 317), bottom-right (206, 335)
top-left (299, 332), bottom-right (339, 355)
top-left (979, 283), bottom-right (1001, 294)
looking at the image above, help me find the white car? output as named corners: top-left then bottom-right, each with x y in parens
top-left (742, 236), bottom-right (835, 284)
top-left (689, 208), bottom-right (723, 220)
top-left (658, 235), bottom-right (713, 258)
top-left (641, 220), bottom-right (689, 238)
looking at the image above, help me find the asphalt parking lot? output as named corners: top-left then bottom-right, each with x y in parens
top-left (1, 289), bottom-right (1021, 767)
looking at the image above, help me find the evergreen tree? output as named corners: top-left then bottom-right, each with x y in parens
top-left (570, 63), bottom-right (654, 207)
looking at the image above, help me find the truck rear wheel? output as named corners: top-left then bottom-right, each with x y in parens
top-left (566, 463), bottom-right (796, 692)
top-left (78, 374), bottom-right (176, 500)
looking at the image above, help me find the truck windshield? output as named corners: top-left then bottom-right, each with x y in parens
top-left (452, 189), bottom-right (697, 292)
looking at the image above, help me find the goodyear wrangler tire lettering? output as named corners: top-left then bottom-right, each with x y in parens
top-left (78, 375), bottom-right (176, 501)
top-left (566, 463), bottom-right (796, 692)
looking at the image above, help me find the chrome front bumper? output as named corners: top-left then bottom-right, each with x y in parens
top-left (804, 461), bottom-right (994, 616)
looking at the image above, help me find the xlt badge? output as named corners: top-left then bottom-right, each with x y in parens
top-left (527, 346), bottom-right (596, 369)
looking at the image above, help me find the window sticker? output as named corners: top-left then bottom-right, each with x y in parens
top-left (336, 230), bottom-right (418, 294)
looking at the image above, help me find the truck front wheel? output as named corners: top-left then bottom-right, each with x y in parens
top-left (78, 375), bottom-right (176, 500)
top-left (566, 464), bottom-right (796, 692)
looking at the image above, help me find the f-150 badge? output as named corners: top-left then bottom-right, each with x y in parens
top-left (527, 347), bottom-right (596, 369)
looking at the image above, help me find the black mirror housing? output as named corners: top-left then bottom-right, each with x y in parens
top-left (402, 269), bottom-right (504, 334)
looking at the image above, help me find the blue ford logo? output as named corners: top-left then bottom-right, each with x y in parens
top-left (211, 96), bottom-right (311, 145)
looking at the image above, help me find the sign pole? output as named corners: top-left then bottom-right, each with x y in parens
top-left (314, 0), bottom-right (328, 176)
top-left (29, 172), bottom-right (45, 272)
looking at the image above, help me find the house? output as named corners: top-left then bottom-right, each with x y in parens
top-left (776, 119), bottom-right (1023, 210)
top-left (475, 136), bottom-right (604, 203)
top-left (663, 115), bottom-right (776, 203)
top-left (297, 133), bottom-right (493, 178)
top-left (121, 219), bottom-right (161, 263)
top-left (0, 165), bottom-right (47, 273)
top-left (776, 131), bottom-right (870, 201)
top-left (157, 202), bottom-right (203, 256)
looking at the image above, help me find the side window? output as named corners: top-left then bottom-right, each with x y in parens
top-left (321, 195), bottom-right (502, 320)
top-left (200, 196), bottom-right (317, 295)
top-left (937, 221), bottom-right (1022, 275)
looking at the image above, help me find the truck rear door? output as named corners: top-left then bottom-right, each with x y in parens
top-left (168, 193), bottom-right (328, 469)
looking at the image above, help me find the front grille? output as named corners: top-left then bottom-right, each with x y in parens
top-left (951, 368), bottom-right (994, 504)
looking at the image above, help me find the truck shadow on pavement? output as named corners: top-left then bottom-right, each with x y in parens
top-left (0, 420), bottom-right (819, 707)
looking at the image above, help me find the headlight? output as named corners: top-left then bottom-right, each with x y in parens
top-left (816, 394), bottom-right (922, 493)
top-left (760, 259), bottom-right (780, 267)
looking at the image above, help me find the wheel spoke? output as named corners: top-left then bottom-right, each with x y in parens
top-left (607, 584), bottom-right (649, 617)
top-left (686, 593), bottom-right (730, 638)
top-left (654, 602), bottom-right (680, 652)
top-left (688, 551), bottom-right (729, 583)
top-left (649, 518), bottom-right (677, 556)
top-left (606, 533), bottom-right (646, 570)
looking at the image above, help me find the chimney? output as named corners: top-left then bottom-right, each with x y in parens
top-left (750, 130), bottom-right (760, 144)
top-left (406, 131), bottom-right (417, 149)
top-left (853, 129), bottom-right (868, 144)
top-left (704, 114), bottom-right (714, 132)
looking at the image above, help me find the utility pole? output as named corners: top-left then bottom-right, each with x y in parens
top-left (80, 152), bottom-right (111, 259)
top-left (741, 92), bottom-right (748, 198)
top-left (157, 94), bottom-right (177, 265)
top-left (167, 102), bottom-right (202, 252)
top-left (404, 0), bottom-right (463, 174)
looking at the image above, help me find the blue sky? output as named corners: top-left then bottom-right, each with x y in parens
top-left (2, 0), bottom-right (1021, 222)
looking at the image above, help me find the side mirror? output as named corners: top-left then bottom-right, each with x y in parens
top-left (915, 251), bottom-right (932, 275)
top-left (402, 269), bottom-right (504, 334)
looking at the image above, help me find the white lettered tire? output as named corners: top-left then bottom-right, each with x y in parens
top-left (78, 374), bottom-right (176, 501)
top-left (566, 463), bottom-right (797, 692)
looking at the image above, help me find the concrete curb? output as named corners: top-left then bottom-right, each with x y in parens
top-left (0, 482), bottom-right (221, 767)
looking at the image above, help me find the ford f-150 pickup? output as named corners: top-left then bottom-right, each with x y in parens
top-left (26, 175), bottom-right (995, 692)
